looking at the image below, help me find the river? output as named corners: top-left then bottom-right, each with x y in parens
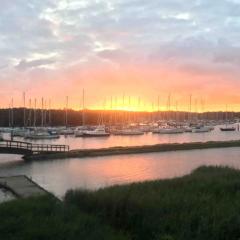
top-left (0, 147), bottom-right (239, 198)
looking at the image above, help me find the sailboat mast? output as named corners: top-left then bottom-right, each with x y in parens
top-left (225, 104), bottom-right (228, 124)
top-left (65, 96), bottom-right (68, 128)
top-left (33, 98), bottom-right (37, 127)
top-left (8, 103), bottom-right (11, 128)
top-left (109, 96), bottom-right (113, 126)
top-left (11, 98), bottom-right (14, 128)
top-left (28, 98), bottom-right (32, 127)
top-left (189, 94), bottom-right (192, 121)
top-left (49, 99), bottom-right (51, 127)
top-left (175, 100), bottom-right (178, 121)
top-left (82, 89), bottom-right (85, 126)
top-left (44, 99), bottom-right (47, 126)
top-left (41, 97), bottom-right (44, 127)
top-left (23, 92), bottom-right (26, 128)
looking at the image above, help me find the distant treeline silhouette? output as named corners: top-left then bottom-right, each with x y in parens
top-left (0, 108), bottom-right (238, 127)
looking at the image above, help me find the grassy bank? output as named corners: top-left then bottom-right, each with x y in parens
top-left (0, 196), bottom-right (129, 240)
top-left (65, 166), bottom-right (240, 240)
top-left (25, 140), bottom-right (240, 161)
top-left (2, 166), bottom-right (240, 240)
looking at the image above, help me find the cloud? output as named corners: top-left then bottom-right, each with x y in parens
top-left (1, 0), bottom-right (240, 108)
top-left (15, 58), bottom-right (56, 71)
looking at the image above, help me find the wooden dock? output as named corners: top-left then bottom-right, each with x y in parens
top-left (0, 140), bottom-right (69, 157)
top-left (0, 175), bottom-right (48, 198)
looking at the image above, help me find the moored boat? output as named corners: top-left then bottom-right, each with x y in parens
top-left (112, 128), bottom-right (144, 136)
top-left (25, 130), bottom-right (60, 140)
top-left (60, 128), bottom-right (75, 135)
top-left (192, 126), bottom-right (212, 133)
top-left (83, 126), bottom-right (110, 137)
top-left (74, 127), bottom-right (86, 137)
top-left (12, 128), bottom-right (28, 137)
top-left (152, 127), bottom-right (184, 134)
top-left (220, 126), bottom-right (236, 131)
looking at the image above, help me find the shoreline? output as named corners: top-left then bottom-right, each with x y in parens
top-left (24, 139), bottom-right (240, 161)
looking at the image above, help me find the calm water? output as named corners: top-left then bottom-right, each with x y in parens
top-left (0, 147), bottom-right (240, 197)
top-left (4, 125), bottom-right (240, 150)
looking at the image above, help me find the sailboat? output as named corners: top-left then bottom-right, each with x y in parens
top-left (75, 89), bottom-right (86, 137)
top-left (25, 128), bottom-right (60, 140)
top-left (112, 128), bottom-right (144, 136)
top-left (83, 125), bottom-right (110, 137)
top-left (25, 97), bottom-right (60, 139)
top-left (152, 127), bottom-right (184, 134)
top-left (60, 96), bottom-right (74, 135)
top-left (0, 132), bottom-right (3, 141)
top-left (192, 126), bottom-right (212, 133)
top-left (220, 126), bottom-right (235, 131)
top-left (12, 128), bottom-right (28, 137)
top-left (220, 106), bottom-right (235, 131)
top-left (82, 97), bottom-right (110, 137)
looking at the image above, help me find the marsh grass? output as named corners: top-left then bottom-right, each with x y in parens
top-left (65, 166), bottom-right (240, 240)
top-left (0, 195), bottom-right (129, 240)
top-left (2, 166), bottom-right (240, 240)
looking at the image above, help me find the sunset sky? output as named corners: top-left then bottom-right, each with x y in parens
top-left (1, 0), bottom-right (240, 111)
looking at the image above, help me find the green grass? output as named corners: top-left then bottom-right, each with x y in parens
top-left (65, 166), bottom-right (240, 240)
top-left (0, 195), bottom-right (129, 240)
top-left (2, 166), bottom-right (240, 240)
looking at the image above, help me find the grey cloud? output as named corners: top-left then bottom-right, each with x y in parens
top-left (214, 46), bottom-right (240, 65)
top-left (0, 0), bottom-right (240, 79)
top-left (97, 49), bottom-right (128, 61)
top-left (15, 58), bottom-right (56, 71)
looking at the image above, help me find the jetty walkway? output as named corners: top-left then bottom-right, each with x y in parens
top-left (0, 140), bottom-right (69, 157)
top-left (0, 175), bottom-right (48, 199)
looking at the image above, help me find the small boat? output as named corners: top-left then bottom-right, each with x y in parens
top-left (74, 126), bottom-right (88, 137)
top-left (25, 130), bottom-right (60, 140)
top-left (83, 126), bottom-right (110, 137)
top-left (183, 126), bottom-right (193, 132)
top-left (152, 127), bottom-right (184, 134)
top-left (112, 129), bottom-right (144, 136)
top-left (192, 126), bottom-right (211, 133)
top-left (60, 128), bottom-right (75, 135)
top-left (0, 128), bottom-right (12, 133)
top-left (220, 126), bottom-right (236, 131)
top-left (12, 128), bottom-right (28, 137)
top-left (75, 128), bottom-right (84, 137)
top-left (206, 126), bottom-right (215, 131)
top-left (221, 106), bottom-right (236, 131)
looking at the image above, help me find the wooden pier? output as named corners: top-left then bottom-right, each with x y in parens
top-left (0, 140), bottom-right (69, 156)
top-left (0, 175), bottom-right (48, 198)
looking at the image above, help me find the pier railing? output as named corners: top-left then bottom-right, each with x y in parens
top-left (0, 140), bottom-right (69, 154)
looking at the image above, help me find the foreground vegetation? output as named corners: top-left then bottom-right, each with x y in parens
top-left (2, 166), bottom-right (240, 240)
top-left (0, 196), bottom-right (128, 240)
top-left (65, 166), bottom-right (240, 240)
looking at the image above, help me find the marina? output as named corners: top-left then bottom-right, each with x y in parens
top-left (0, 123), bottom-right (239, 150)
top-left (1, 119), bottom-right (240, 198)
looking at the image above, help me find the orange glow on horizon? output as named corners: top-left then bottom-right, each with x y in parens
top-left (2, 62), bottom-right (240, 113)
